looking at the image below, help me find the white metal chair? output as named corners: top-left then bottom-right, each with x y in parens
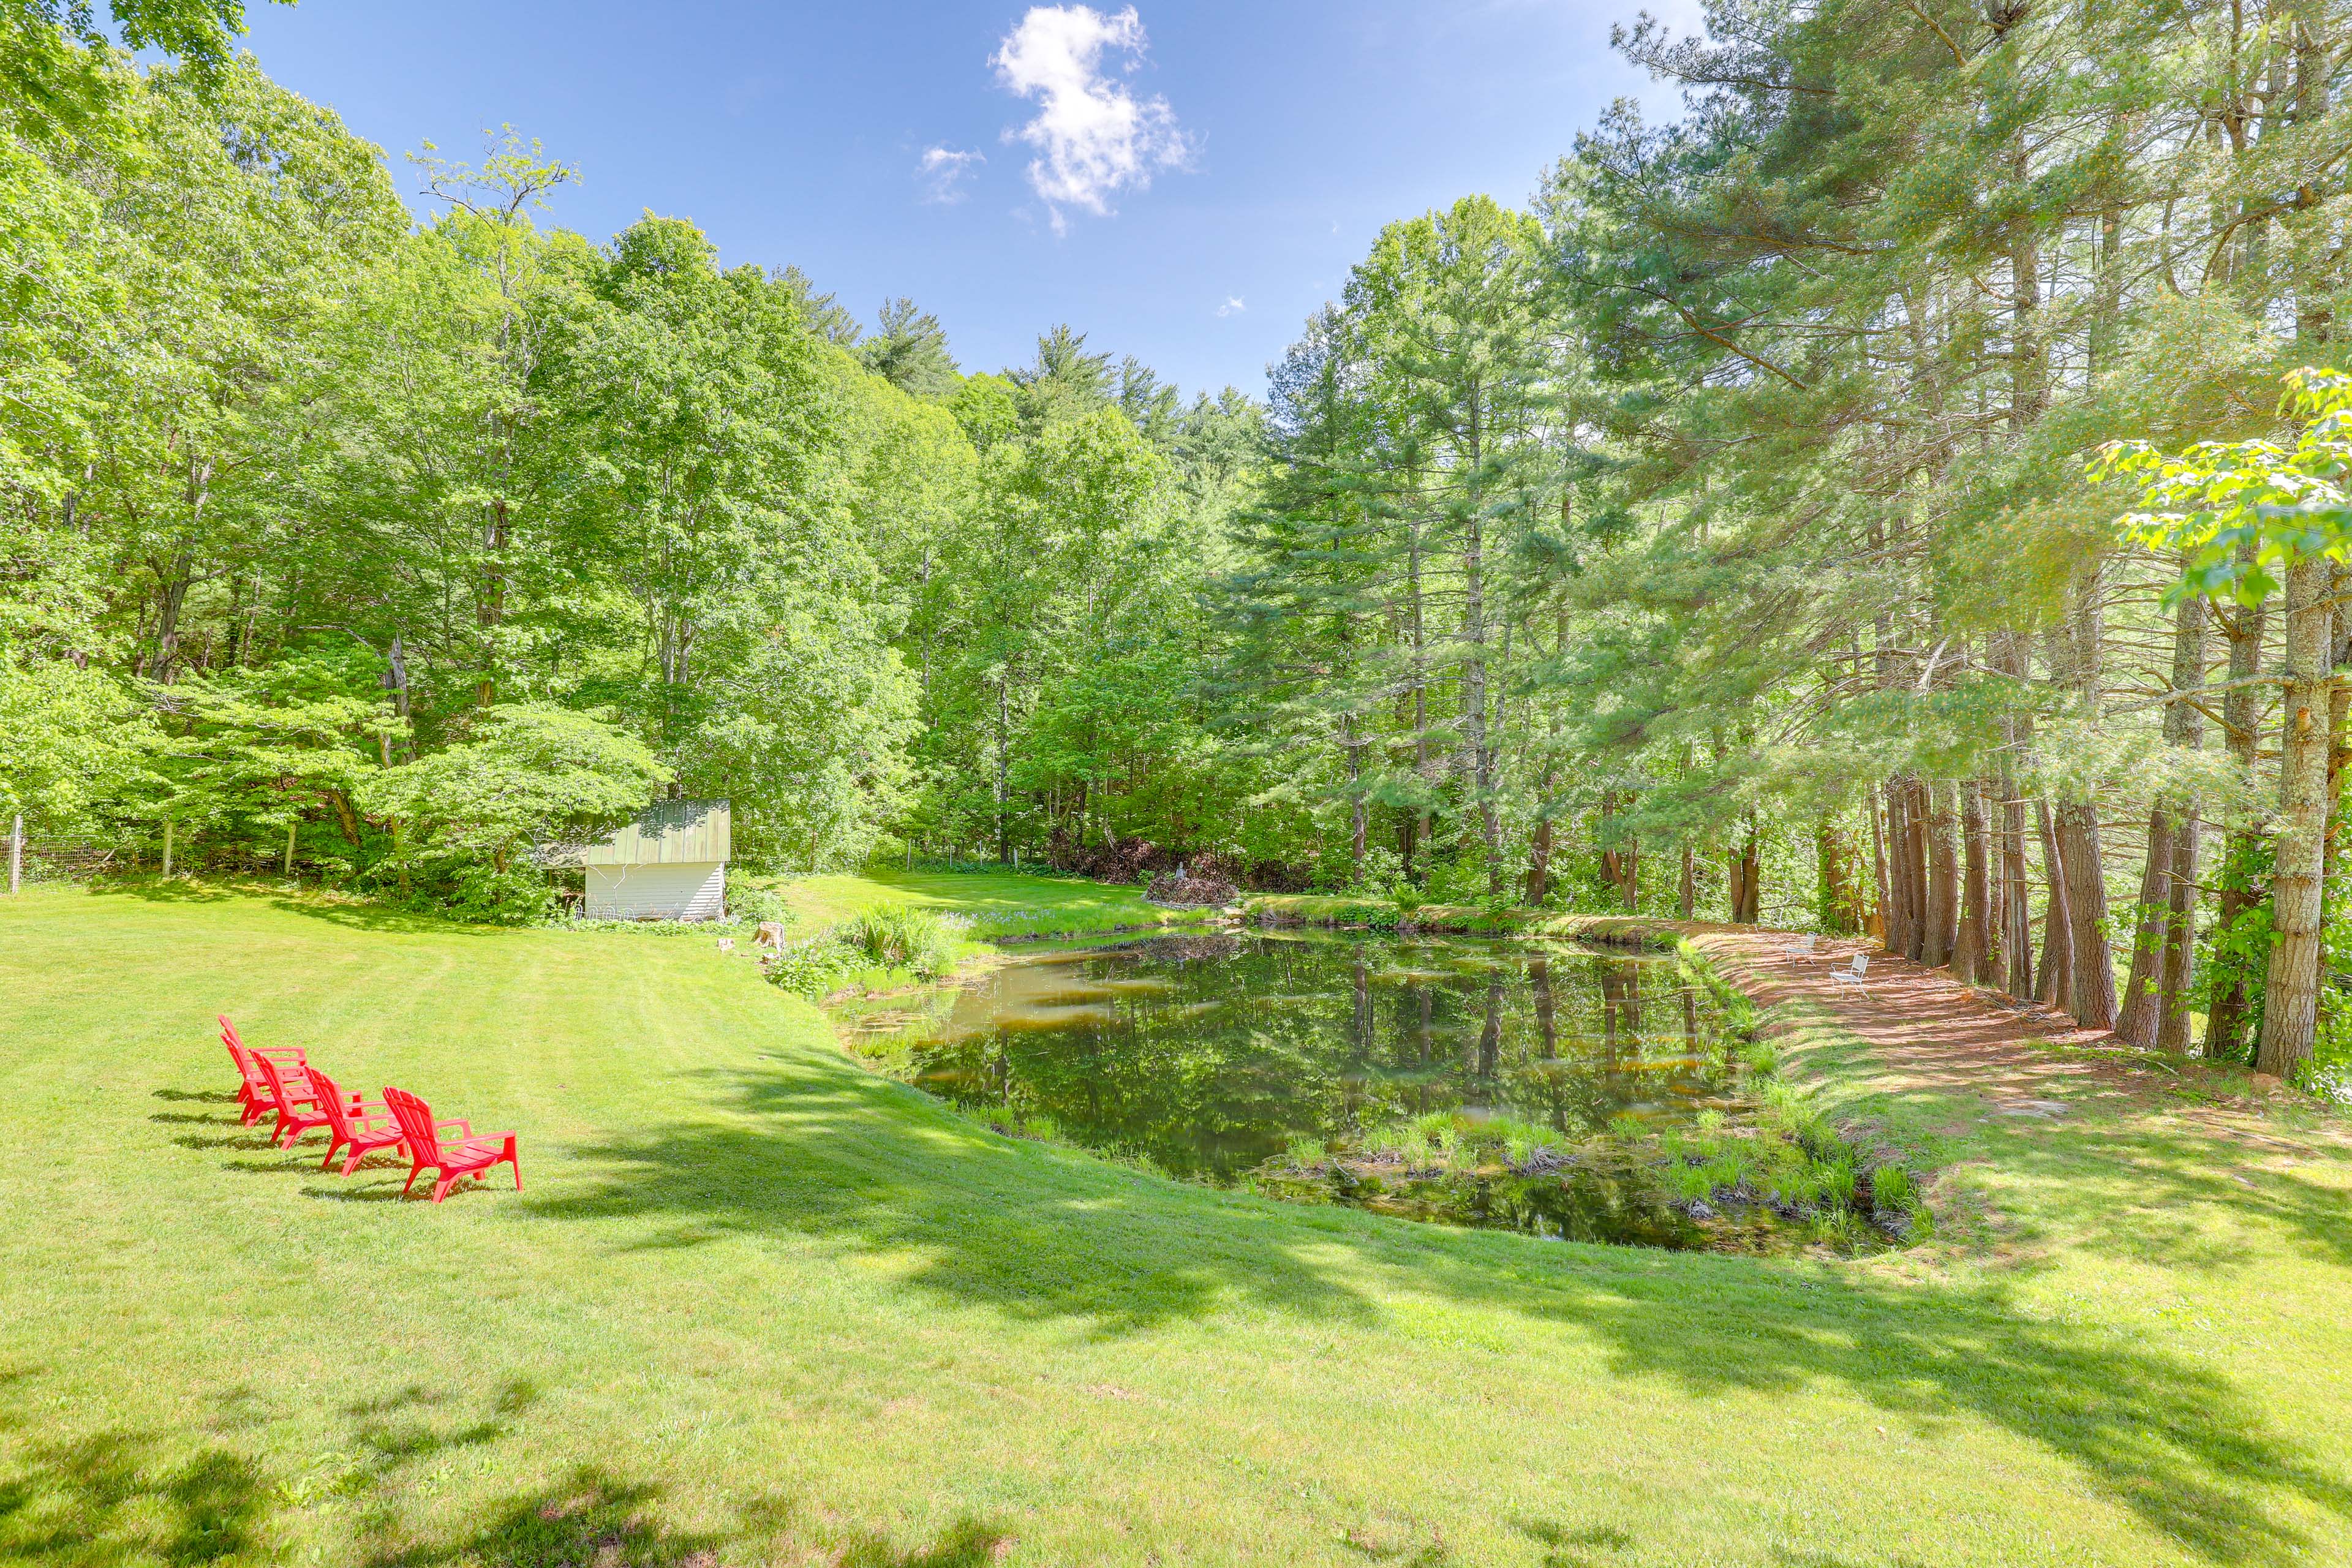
top-left (1781, 933), bottom-right (1819, 964)
top-left (1830, 952), bottom-right (1871, 998)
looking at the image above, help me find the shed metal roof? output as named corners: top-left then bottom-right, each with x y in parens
top-left (562, 800), bottom-right (731, 867)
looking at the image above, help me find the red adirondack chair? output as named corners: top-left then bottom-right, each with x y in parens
top-left (382, 1086), bottom-right (521, 1202)
top-left (248, 1049), bottom-right (342, 1149)
top-left (220, 1017), bottom-right (307, 1128)
top-left (306, 1065), bottom-right (407, 1175)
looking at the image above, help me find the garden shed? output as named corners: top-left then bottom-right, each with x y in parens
top-left (569, 799), bottom-right (731, 921)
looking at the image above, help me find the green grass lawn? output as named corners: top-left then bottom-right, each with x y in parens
top-left (5, 880), bottom-right (2351, 1567)
top-left (756, 866), bottom-right (1202, 941)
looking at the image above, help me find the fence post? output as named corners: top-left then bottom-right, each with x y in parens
top-left (7, 815), bottom-right (19, 894)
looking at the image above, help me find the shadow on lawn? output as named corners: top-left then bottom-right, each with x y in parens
top-left (106, 877), bottom-right (488, 937)
top-left (538, 1049), bottom-right (2351, 1565)
top-left (0, 1431), bottom-right (1004, 1568)
top-left (533, 1053), bottom-right (1382, 1334)
top-left (0, 1430), bottom-right (268, 1567)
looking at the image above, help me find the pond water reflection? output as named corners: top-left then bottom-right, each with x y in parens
top-left (835, 929), bottom-right (1765, 1248)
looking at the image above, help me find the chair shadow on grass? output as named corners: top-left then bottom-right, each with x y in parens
top-left (532, 1046), bottom-right (2352, 1566)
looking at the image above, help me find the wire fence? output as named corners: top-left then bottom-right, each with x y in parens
top-left (13, 835), bottom-right (122, 885)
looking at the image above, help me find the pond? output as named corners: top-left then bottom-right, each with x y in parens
top-left (834, 928), bottom-right (1899, 1251)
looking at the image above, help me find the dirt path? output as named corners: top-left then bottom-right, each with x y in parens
top-left (1684, 930), bottom-right (2173, 1104)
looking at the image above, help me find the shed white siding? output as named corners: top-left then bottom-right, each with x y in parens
top-left (585, 861), bottom-right (726, 921)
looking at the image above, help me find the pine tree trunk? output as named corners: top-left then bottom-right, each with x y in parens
top-left (1870, 783), bottom-right (1891, 947)
top-left (2037, 800), bottom-right (2074, 1012)
top-left (1925, 779), bottom-right (1959, 967)
top-left (2256, 556), bottom-right (2337, 1077)
top-left (1679, 840), bottom-right (1697, 921)
top-left (1904, 777), bottom-right (1931, 961)
top-left (2157, 811), bottom-right (2201, 1054)
top-left (1883, 780), bottom-right (1913, 957)
top-left (2206, 562), bottom-right (2271, 1058)
top-left (1525, 814), bottom-right (1553, 906)
top-left (2002, 780), bottom-right (2033, 1000)
top-left (2154, 587), bottom-right (2211, 1052)
top-left (2059, 801), bottom-right (2119, 1030)
top-left (2115, 804), bottom-right (2174, 1046)
top-left (1956, 780), bottom-right (1990, 982)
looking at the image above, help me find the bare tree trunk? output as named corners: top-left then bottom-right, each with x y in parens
top-left (2257, 557), bottom-right (2337, 1077)
top-left (1679, 839), bottom-right (1697, 920)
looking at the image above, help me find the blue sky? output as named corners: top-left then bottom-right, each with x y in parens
top-left (234, 1), bottom-right (1700, 398)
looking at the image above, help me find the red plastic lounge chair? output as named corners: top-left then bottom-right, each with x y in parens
top-left (249, 1050), bottom-right (337, 1149)
top-left (382, 1087), bottom-right (521, 1202)
top-left (306, 1065), bottom-right (406, 1175)
top-left (221, 1017), bottom-right (307, 1128)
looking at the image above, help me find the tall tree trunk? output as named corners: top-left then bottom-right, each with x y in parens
top-left (2115, 806), bottom-right (2175, 1046)
top-left (1924, 779), bottom-right (1959, 967)
top-left (2059, 801), bottom-right (2119, 1030)
top-left (2256, 557), bottom-right (2337, 1077)
top-left (1679, 839), bottom-right (1697, 921)
top-left (1728, 813), bottom-right (1762, 924)
top-left (1870, 780), bottom-right (1891, 946)
top-left (1883, 780), bottom-right (1913, 957)
top-left (2059, 578), bottom-right (2119, 1030)
top-left (1956, 780), bottom-right (1991, 981)
top-left (1344, 717), bottom-right (1368, 880)
top-left (1525, 813), bottom-right (1553, 907)
top-left (1904, 777), bottom-right (1931, 962)
top-left (2207, 557), bottom-right (2272, 1057)
top-left (1458, 505), bottom-right (1502, 895)
top-left (2037, 800), bottom-right (2075, 1012)
top-left (2154, 589), bottom-right (2212, 1051)
top-left (1818, 812), bottom-right (1863, 933)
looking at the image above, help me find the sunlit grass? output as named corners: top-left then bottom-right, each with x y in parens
top-left (2, 884), bottom-right (2350, 1566)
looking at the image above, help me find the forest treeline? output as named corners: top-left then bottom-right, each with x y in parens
top-left (2, 2), bottom-right (2346, 1081)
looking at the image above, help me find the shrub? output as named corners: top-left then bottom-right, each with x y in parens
top-left (728, 877), bottom-right (794, 927)
top-left (766, 938), bottom-right (858, 999)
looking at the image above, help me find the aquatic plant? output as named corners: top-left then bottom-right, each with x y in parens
top-left (1815, 1155), bottom-right (1860, 1208)
top-left (842, 902), bottom-right (959, 974)
top-left (1283, 1134), bottom-right (1329, 1170)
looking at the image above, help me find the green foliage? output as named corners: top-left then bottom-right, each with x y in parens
top-left (839, 902), bottom-right (957, 976)
top-left (355, 705), bottom-right (666, 914)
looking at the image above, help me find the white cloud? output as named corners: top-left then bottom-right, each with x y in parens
top-left (992, 5), bottom-right (1190, 233)
top-left (918, 145), bottom-right (984, 203)
top-left (1215, 295), bottom-right (1245, 317)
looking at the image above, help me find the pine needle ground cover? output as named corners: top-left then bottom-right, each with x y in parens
top-left (4, 883), bottom-right (2350, 1567)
